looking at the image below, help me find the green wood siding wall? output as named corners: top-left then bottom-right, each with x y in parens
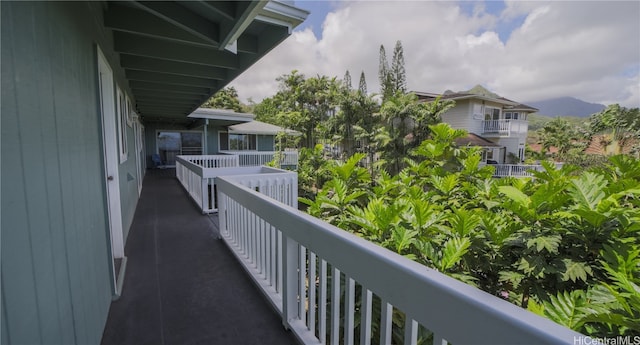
top-left (1, 2), bottom-right (136, 344)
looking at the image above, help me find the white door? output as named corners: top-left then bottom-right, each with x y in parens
top-left (97, 47), bottom-right (125, 293)
top-left (133, 116), bottom-right (143, 195)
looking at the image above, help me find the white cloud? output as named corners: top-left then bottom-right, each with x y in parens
top-left (231, 1), bottom-right (640, 108)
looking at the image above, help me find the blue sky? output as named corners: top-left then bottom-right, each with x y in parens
top-left (231, 1), bottom-right (640, 107)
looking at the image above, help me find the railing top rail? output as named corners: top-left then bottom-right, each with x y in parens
top-left (218, 150), bottom-right (299, 155)
top-left (216, 176), bottom-right (582, 345)
top-left (175, 156), bottom-right (204, 175)
top-left (492, 164), bottom-right (543, 168)
top-left (481, 119), bottom-right (527, 123)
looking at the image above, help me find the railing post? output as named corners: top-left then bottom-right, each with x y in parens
top-left (218, 184), bottom-right (226, 239)
top-left (201, 177), bottom-right (208, 214)
top-left (282, 235), bottom-right (299, 330)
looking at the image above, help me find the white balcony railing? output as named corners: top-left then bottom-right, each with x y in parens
top-left (491, 164), bottom-right (545, 177)
top-left (219, 150), bottom-right (299, 168)
top-left (482, 119), bottom-right (528, 136)
top-left (180, 154), bottom-right (239, 168)
top-left (216, 175), bottom-right (582, 345)
top-left (176, 155), bottom-right (296, 213)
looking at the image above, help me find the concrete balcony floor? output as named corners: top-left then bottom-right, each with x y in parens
top-left (101, 169), bottom-right (298, 345)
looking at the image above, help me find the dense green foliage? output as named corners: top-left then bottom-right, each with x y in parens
top-left (537, 117), bottom-right (590, 159)
top-left (301, 123), bottom-right (640, 338)
top-left (253, 71), bottom-right (342, 148)
top-left (589, 104), bottom-right (640, 155)
top-left (202, 86), bottom-right (245, 112)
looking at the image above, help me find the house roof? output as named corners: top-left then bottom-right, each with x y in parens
top-left (228, 120), bottom-right (301, 136)
top-left (106, 1), bottom-right (308, 124)
top-left (455, 133), bottom-right (502, 148)
top-left (188, 108), bottom-right (255, 122)
top-left (414, 85), bottom-right (539, 113)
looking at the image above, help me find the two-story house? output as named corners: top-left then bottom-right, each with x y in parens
top-left (416, 85), bottom-right (538, 164)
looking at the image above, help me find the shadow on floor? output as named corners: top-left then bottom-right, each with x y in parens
top-left (101, 169), bottom-right (299, 345)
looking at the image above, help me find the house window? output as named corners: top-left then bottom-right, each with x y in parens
top-left (505, 112), bottom-right (521, 120)
top-left (219, 132), bottom-right (256, 151)
top-left (484, 107), bottom-right (501, 120)
top-left (481, 149), bottom-right (495, 163)
top-left (157, 131), bottom-right (203, 165)
top-left (116, 87), bottom-right (128, 163)
top-left (473, 103), bottom-right (483, 117)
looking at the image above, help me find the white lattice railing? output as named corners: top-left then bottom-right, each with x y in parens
top-left (216, 175), bottom-right (582, 345)
top-left (220, 151), bottom-right (298, 168)
top-left (176, 155), bottom-right (295, 213)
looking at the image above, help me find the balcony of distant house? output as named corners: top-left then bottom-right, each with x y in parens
top-left (479, 112), bottom-right (529, 137)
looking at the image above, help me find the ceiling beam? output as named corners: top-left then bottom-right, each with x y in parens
top-left (135, 96), bottom-right (201, 104)
top-left (132, 89), bottom-right (206, 100)
top-left (136, 102), bottom-right (197, 109)
top-left (131, 1), bottom-right (220, 45)
top-left (104, 4), bottom-right (213, 48)
top-left (129, 80), bottom-right (211, 94)
top-left (113, 32), bottom-right (239, 69)
top-left (137, 107), bottom-right (192, 115)
top-left (120, 55), bottom-right (228, 79)
top-left (201, 1), bottom-right (235, 21)
top-left (138, 106), bottom-right (192, 113)
top-left (218, 1), bottom-right (265, 51)
top-left (125, 70), bottom-right (218, 88)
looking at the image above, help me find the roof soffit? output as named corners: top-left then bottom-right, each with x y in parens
top-left (104, 1), bottom-right (308, 122)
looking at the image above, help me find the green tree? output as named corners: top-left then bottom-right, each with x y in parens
top-left (378, 45), bottom-right (394, 101)
top-left (390, 40), bottom-right (407, 94)
top-left (358, 71), bottom-right (367, 95)
top-left (377, 93), bottom-right (448, 174)
top-left (202, 86), bottom-right (244, 112)
top-left (537, 117), bottom-right (589, 159)
top-left (261, 71), bottom-right (341, 148)
top-left (343, 70), bottom-right (352, 90)
top-left (590, 104), bottom-right (640, 155)
top-left (334, 85), bottom-right (381, 159)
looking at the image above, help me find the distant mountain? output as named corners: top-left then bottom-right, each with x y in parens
top-left (526, 97), bottom-right (605, 118)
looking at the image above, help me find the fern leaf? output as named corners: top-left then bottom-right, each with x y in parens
top-left (498, 186), bottom-right (531, 208)
top-left (543, 290), bottom-right (588, 330)
top-left (440, 237), bottom-right (471, 271)
top-left (569, 172), bottom-right (607, 211)
top-left (526, 235), bottom-right (561, 253)
top-left (561, 259), bottom-right (593, 282)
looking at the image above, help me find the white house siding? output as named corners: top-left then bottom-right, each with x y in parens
top-left (496, 138), bottom-right (521, 163)
top-left (441, 100), bottom-right (472, 131)
top-left (466, 101), bottom-right (484, 134)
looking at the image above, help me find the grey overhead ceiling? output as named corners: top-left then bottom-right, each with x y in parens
top-left (104, 1), bottom-right (308, 123)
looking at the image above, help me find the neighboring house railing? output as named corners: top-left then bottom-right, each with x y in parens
top-left (180, 154), bottom-right (239, 168)
top-left (491, 164), bottom-right (545, 177)
top-left (216, 175), bottom-right (582, 345)
top-left (219, 150), bottom-right (299, 168)
top-left (482, 119), bottom-right (528, 136)
top-left (176, 155), bottom-right (295, 213)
